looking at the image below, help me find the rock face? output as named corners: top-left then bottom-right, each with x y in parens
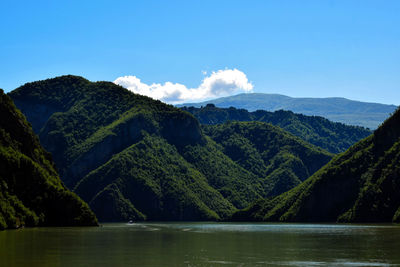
top-left (232, 107), bottom-right (400, 223)
top-left (0, 89), bottom-right (98, 230)
top-left (10, 75), bottom-right (333, 222)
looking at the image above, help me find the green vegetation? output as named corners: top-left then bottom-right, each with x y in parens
top-left (75, 134), bottom-right (235, 221)
top-left (11, 76), bottom-right (192, 187)
top-left (179, 93), bottom-right (396, 129)
top-left (203, 121), bottom-right (333, 199)
top-left (182, 104), bottom-right (371, 153)
top-left (0, 89), bottom-right (98, 230)
top-left (232, 107), bottom-right (400, 223)
top-left (9, 75), bottom-right (333, 221)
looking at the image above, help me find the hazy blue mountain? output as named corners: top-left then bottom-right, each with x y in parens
top-left (179, 93), bottom-right (397, 129)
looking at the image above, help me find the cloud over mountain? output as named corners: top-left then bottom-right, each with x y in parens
top-left (114, 69), bottom-right (253, 104)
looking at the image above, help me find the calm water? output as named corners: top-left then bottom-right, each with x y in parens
top-left (1, 222), bottom-right (400, 266)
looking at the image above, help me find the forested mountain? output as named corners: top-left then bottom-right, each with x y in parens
top-left (9, 75), bottom-right (332, 222)
top-left (0, 89), bottom-right (97, 230)
top-left (204, 122), bottom-right (332, 198)
top-left (232, 107), bottom-right (400, 223)
top-left (179, 93), bottom-right (397, 129)
top-left (182, 104), bottom-right (371, 154)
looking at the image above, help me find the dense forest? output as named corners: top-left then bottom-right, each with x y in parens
top-left (232, 107), bottom-right (400, 223)
top-left (203, 121), bottom-right (332, 198)
top-left (9, 75), bottom-right (332, 222)
top-left (182, 104), bottom-right (371, 153)
top-left (0, 89), bottom-right (98, 230)
top-left (179, 93), bottom-right (396, 129)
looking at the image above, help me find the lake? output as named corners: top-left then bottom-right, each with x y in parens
top-left (1, 222), bottom-right (399, 266)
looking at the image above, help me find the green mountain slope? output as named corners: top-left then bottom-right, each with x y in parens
top-left (203, 121), bottom-right (333, 198)
top-left (75, 134), bottom-right (236, 221)
top-left (0, 89), bottom-right (98, 230)
top-left (182, 104), bottom-right (371, 154)
top-left (9, 76), bottom-right (333, 221)
top-left (232, 107), bottom-right (400, 223)
top-left (10, 76), bottom-right (233, 221)
top-left (179, 93), bottom-right (397, 129)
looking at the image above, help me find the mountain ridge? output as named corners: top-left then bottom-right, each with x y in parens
top-left (182, 104), bottom-right (371, 154)
top-left (9, 75), bottom-right (333, 222)
top-left (179, 93), bottom-right (397, 129)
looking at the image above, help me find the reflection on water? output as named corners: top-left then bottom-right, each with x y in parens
top-left (1, 222), bottom-right (399, 266)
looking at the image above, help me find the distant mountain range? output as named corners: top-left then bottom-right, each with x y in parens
top-left (179, 93), bottom-right (397, 129)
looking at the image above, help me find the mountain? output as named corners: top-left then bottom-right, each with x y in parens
top-left (203, 122), bottom-right (333, 199)
top-left (182, 104), bottom-right (371, 154)
top-left (9, 75), bottom-right (332, 222)
top-left (179, 93), bottom-right (397, 129)
top-left (232, 107), bottom-right (400, 223)
top-left (0, 89), bottom-right (98, 230)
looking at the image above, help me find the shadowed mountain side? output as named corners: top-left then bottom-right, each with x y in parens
top-left (0, 89), bottom-right (98, 230)
top-left (231, 107), bottom-right (400, 223)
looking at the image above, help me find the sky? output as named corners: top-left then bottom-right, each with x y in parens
top-left (1, 0), bottom-right (399, 105)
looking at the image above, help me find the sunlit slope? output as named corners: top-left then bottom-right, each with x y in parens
top-left (232, 107), bottom-right (400, 223)
top-left (203, 121), bottom-right (333, 198)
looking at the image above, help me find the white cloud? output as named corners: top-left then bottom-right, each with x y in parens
top-left (113, 69), bottom-right (253, 104)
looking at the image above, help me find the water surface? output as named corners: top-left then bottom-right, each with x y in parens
top-left (1, 222), bottom-right (399, 266)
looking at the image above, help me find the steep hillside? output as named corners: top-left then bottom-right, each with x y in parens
top-left (203, 121), bottom-right (333, 198)
top-left (182, 104), bottom-right (371, 153)
top-left (9, 76), bottom-right (333, 222)
top-left (0, 89), bottom-right (98, 230)
top-left (10, 76), bottom-right (233, 221)
top-left (179, 93), bottom-right (397, 129)
top-left (232, 107), bottom-right (400, 223)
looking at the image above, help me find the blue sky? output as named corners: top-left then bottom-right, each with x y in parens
top-left (1, 0), bottom-right (399, 104)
